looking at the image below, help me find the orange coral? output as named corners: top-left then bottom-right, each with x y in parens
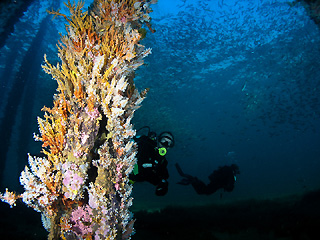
top-left (36, 114), bottom-right (66, 155)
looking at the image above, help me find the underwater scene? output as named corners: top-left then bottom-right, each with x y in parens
top-left (0, 0), bottom-right (320, 239)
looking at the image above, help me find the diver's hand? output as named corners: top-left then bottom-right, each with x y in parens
top-left (155, 179), bottom-right (168, 196)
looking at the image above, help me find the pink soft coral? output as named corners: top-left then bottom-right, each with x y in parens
top-left (70, 205), bottom-right (94, 237)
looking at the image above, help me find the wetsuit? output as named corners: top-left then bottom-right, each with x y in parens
top-left (176, 163), bottom-right (239, 195)
top-left (130, 135), bottom-right (169, 196)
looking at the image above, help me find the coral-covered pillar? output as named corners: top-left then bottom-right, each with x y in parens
top-left (1, 0), bottom-right (157, 239)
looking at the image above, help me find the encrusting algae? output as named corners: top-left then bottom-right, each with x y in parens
top-left (0, 0), bottom-right (157, 239)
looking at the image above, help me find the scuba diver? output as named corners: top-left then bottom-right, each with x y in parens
top-left (175, 163), bottom-right (240, 195)
top-left (130, 126), bottom-right (174, 196)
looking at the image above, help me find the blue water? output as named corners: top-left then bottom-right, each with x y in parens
top-left (0, 0), bottom-right (320, 212)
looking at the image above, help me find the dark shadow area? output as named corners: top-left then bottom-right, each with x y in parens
top-left (0, 16), bottom-right (49, 189)
top-left (1, 189), bottom-right (319, 240)
top-left (296, 0), bottom-right (320, 27)
top-left (0, 0), bottom-right (35, 49)
top-left (0, 202), bottom-right (47, 240)
top-left (133, 189), bottom-right (320, 240)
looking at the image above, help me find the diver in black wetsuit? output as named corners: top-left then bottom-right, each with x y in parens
top-left (175, 163), bottom-right (240, 195)
top-left (130, 126), bottom-right (174, 196)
